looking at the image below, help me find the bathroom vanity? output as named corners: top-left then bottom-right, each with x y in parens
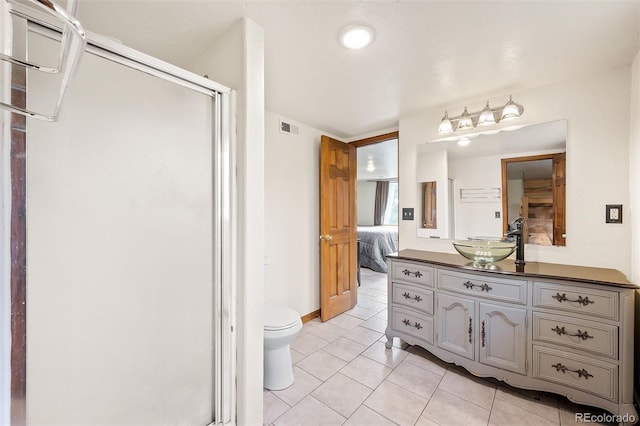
top-left (386, 249), bottom-right (638, 422)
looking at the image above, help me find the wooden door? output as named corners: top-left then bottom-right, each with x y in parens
top-left (552, 152), bottom-right (566, 246)
top-left (320, 136), bottom-right (357, 321)
top-left (479, 303), bottom-right (527, 375)
top-left (437, 293), bottom-right (475, 360)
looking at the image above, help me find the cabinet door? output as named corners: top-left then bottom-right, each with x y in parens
top-left (437, 294), bottom-right (475, 360)
top-left (479, 303), bottom-right (527, 375)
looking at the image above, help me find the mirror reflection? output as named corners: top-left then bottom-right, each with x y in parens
top-left (502, 153), bottom-right (566, 246)
top-left (422, 181), bottom-right (437, 229)
top-left (417, 120), bottom-right (567, 245)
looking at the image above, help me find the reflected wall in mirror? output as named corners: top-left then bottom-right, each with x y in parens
top-left (501, 153), bottom-right (566, 246)
top-left (417, 120), bottom-right (567, 245)
top-left (422, 181), bottom-right (437, 229)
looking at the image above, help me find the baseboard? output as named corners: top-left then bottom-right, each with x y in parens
top-left (301, 309), bottom-right (320, 323)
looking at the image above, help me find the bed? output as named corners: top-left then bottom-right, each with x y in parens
top-left (357, 225), bottom-right (398, 273)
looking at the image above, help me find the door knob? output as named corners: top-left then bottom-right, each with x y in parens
top-left (319, 234), bottom-right (333, 241)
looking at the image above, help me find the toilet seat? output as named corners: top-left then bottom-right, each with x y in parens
top-left (264, 305), bottom-right (300, 331)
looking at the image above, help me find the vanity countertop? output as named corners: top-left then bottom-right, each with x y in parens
top-left (388, 249), bottom-right (637, 289)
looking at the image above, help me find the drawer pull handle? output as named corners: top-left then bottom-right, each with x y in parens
top-left (401, 318), bottom-right (422, 330)
top-left (463, 281), bottom-right (492, 292)
top-left (468, 318), bottom-right (473, 343)
top-left (402, 292), bottom-right (423, 302)
top-left (551, 293), bottom-right (594, 306)
top-left (402, 269), bottom-right (423, 278)
top-left (551, 326), bottom-right (594, 341)
top-left (481, 320), bottom-right (486, 347)
top-left (551, 363), bottom-right (594, 380)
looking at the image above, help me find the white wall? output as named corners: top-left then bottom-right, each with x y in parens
top-left (400, 68), bottom-right (633, 276)
top-left (190, 18), bottom-right (265, 426)
top-left (264, 111), bottom-right (327, 316)
top-left (629, 48), bottom-right (640, 404)
top-left (630, 51), bottom-right (640, 284)
top-left (449, 155), bottom-right (503, 239)
top-left (416, 150), bottom-right (448, 238)
top-left (357, 180), bottom-right (376, 225)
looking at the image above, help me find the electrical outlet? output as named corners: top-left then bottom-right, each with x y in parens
top-left (606, 204), bottom-right (623, 224)
top-left (402, 208), bottom-right (414, 221)
top-left (495, 211), bottom-right (500, 219)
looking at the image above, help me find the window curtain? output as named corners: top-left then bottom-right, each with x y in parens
top-left (373, 181), bottom-right (389, 226)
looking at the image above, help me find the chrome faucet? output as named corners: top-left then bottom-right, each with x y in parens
top-left (506, 217), bottom-right (525, 271)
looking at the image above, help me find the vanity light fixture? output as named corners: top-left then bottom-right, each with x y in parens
top-left (457, 107), bottom-right (473, 131)
top-left (438, 111), bottom-right (453, 134)
top-left (437, 95), bottom-right (524, 135)
top-left (339, 25), bottom-right (375, 49)
top-left (478, 101), bottom-right (496, 126)
top-left (501, 95), bottom-right (521, 121)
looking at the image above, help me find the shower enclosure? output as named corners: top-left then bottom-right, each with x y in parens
top-left (1, 1), bottom-right (235, 424)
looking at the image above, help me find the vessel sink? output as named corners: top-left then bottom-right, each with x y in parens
top-left (452, 239), bottom-right (517, 267)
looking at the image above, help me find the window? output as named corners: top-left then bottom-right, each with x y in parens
top-left (383, 182), bottom-right (398, 225)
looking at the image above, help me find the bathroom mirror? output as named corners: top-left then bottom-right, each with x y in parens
top-left (417, 120), bottom-right (567, 244)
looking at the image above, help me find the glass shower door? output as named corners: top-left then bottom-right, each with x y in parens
top-left (22, 27), bottom-right (229, 425)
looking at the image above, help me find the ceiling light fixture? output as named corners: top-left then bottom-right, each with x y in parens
top-left (339, 25), bottom-right (375, 49)
top-left (437, 95), bottom-right (524, 135)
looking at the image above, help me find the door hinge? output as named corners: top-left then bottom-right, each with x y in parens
top-left (525, 316), bottom-right (528, 328)
top-left (525, 359), bottom-right (529, 373)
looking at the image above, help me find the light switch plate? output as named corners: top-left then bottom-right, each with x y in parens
top-left (402, 208), bottom-right (414, 221)
top-left (606, 204), bottom-right (623, 224)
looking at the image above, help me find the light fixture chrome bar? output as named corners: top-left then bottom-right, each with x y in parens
top-left (438, 96), bottom-right (524, 135)
top-left (0, 0), bottom-right (87, 121)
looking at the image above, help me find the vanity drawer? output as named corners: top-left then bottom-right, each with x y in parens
top-left (533, 346), bottom-right (618, 402)
top-left (437, 269), bottom-right (527, 304)
top-left (392, 283), bottom-right (434, 315)
top-left (391, 306), bottom-right (434, 345)
top-left (532, 282), bottom-right (619, 320)
top-left (390, 261), bottom-right (434, 287)
top-left (533, 312), bottom-right (618, 359)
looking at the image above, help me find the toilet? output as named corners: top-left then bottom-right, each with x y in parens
top-left (263, 305), bottom-right (303, 390)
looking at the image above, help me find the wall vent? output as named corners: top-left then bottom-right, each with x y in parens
top-left (279, 119), bottom-right (299, 135)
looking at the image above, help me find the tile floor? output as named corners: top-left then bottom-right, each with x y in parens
top-left (263, 268), bottom-right (616, 426)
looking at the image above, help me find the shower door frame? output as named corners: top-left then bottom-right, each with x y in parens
top-left (1, 5), bottom-right (237, 425)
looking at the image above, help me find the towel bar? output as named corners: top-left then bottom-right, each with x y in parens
top-left (0, 0), bottom-right (86, 121)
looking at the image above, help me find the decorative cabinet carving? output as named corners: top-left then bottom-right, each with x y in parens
top-left (386, 253), bottom-right (637, 422)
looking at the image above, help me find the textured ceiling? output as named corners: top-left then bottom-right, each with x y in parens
top-left (75, 0), bottom-right (640, 139)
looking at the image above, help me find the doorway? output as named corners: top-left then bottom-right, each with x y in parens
top-left (352, 132), bottom-right (399, 277)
